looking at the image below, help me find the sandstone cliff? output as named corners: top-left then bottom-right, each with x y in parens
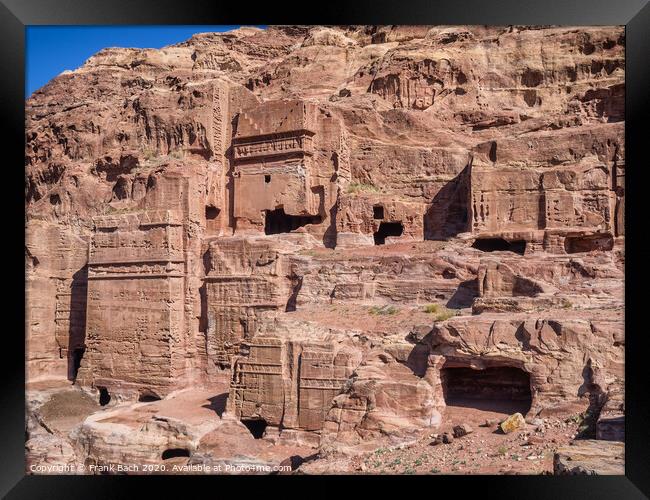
top-left (25, 25), bottom-right (624, 473)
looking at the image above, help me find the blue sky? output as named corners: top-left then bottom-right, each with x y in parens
top-left (25, 25), bottom-right (260, 96)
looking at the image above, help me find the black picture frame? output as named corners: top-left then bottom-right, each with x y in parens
top-left (3, 0), bottom-right (649, 497)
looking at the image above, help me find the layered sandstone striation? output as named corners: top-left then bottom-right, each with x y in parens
top-left (26, 25), bottom-right (624, 474)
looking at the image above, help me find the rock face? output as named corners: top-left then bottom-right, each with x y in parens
top-left (554, 440), bottom-right (624, 475)
top-left (25, 25), bottom-right (624, 472)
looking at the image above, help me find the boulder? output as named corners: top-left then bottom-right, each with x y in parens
top-left (500, 413), bottom-right (526, 434)
top-left (452, 424), bottom-right (473, 438)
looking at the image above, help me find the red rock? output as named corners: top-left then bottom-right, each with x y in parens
top-left (25, 25), bottom-right (624, 473)
top-left (453, 424), bottom-right (473, 438)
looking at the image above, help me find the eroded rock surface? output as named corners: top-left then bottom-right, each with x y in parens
top-left (554, 440), bottom-right (624, 475)
top-left (26, 25), bottom-right (624, 474)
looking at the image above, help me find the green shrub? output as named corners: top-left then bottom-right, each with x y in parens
top-left (423, 303), bottom-right (441, 314)
top-left (369, 305), bottom-right (399, 315)
top-left (347, 182), bottom-right (380, 194)
top-left (423, 303), bottom-right (457, 321)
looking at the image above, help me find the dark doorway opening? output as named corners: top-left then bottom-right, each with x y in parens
top-left (162, 448), bottom-right (190, 460)
top-left (205, 205), bottom-right (220, 220)
top-left (373, 222), bottom-right (403, 245)
top-left (264, 208), bottom-right (321, 235)
top-left (71, 348), bottom-right (85, 381)
top-left (441, 366), bottom-right (532, 414)
top-left (264, 174), bottom-right (271, 183)
top-left (373, 205), bottom-right (384, 219)
top-left (472, 238), bottom-right (526, 255)
top-left (67, 267), bottom-right (88, 383)
top-left (98, 387), bottom-right (111, 406)
top-left (138, 390), bottom-right (161, 403)
top-left (242, 419), bottom-right (268, 439)
top-left (564, 234), bottom-right (613, 254)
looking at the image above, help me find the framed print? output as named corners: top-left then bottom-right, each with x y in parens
top-left (2, 0), bottom-right (649, 497)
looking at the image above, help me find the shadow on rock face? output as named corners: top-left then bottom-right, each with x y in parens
top-left (446, 279), bottom-right (478, 309)
top-left (202, 393), bottom-right (228, 417)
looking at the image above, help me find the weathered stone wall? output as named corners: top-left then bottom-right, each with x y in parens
top-left (24, 26), bottom-right (625, 453)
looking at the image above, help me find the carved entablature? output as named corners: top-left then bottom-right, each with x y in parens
top-left (89, 210), bottom-right (184, 271)
top-left (230, 100), bottom-right (328, 228)
top-left (232, 99), bottom-right (317, 161)
top-left (232, 131), bottom-right (315, 164)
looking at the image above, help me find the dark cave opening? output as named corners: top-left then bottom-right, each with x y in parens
top-left (162, 448), bottom-right (190, 460)
top-left (98, 386), bottom-right (111, 406)
top-left (441, 366), bottom-right (532, 414)
top-left (138, 391), bottom-right (162, 403)
top-left (472, 238), bottom-right (526, 255)
top-left (564, 234), bottom-right (614, 254)
top-left (373, 205), bottom-right (384, 219)
top-left (373, 221), bottom-right (404, 245)
top-left (264, 208), bottom-right (321, 235)
top-left (242, 419), bottom-right (268, 439)
top-left (205, 205), bottom-right (220, 220)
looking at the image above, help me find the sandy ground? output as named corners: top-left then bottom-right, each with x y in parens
top-left (339, 402), bottom-right (584, 475)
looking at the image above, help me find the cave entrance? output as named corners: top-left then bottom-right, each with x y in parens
top-left (564, 234), bottom-right (613, 254)
top-left (162, 448), bottom-right (190, 460)
top-left (242, 419), bottom-right (268, 439)
top-left (264, 208), bottom-right (322, 235)
top-left (373, 222), bottom-right (404, 245)
top-left (205, 205), bottom-right (220, 220)
top-left (472, 238), bottom-right (526, 255)
top-left (441, 366), bottom-right (532, 415)
top-left (138, 390), bottom-right (161, 403)
top-left (98, 386), bottom-right (111, 406)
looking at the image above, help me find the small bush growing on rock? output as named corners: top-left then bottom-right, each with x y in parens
top-left (423, 303), bottom-right (456, 321)
top-left (369, 305), bottom-right (399, 315)
top-left (423, 303), bottom-right (441, 314)
top-left (347, 182), bottom-right (380, 194)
